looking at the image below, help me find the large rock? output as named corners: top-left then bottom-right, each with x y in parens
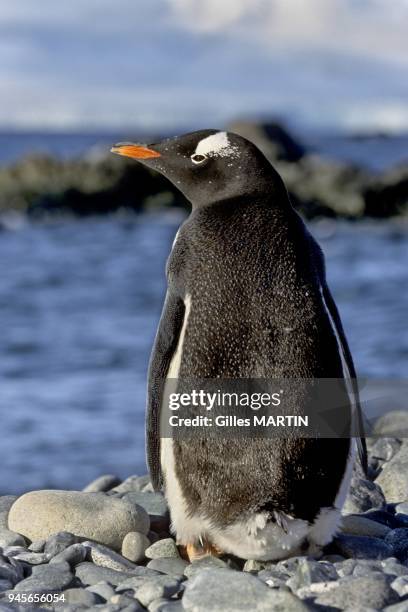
top-left (281, 155), bottom-right (367, 218)
top-left (0, 153), bottom-right (181, 218)
top-left (227, 120), bottom-right (306, 162)
top-left (8, 490), bottom-right (149, 551)
top-left (182, 568), bottom-right (309, 611)
top-left (376, 441), bottom-right (408, 503)
top-left (364, 165), bottom-right (408, 217)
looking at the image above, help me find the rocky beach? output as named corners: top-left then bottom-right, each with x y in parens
top-left (0, 122), bottom-right (407, 224)
top-left (0, 411), bottom-right (408, 611)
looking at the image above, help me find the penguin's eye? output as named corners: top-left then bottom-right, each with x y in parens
top-left (191, 153), bottom-right (207, 165)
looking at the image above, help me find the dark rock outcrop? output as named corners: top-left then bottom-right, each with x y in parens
top-left (0, 122), bottom-right (407, 220)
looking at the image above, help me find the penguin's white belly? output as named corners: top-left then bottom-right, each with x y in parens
top-left (161, 291), bottom-right (356, 560)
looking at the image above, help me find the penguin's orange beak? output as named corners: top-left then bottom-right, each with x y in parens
top-left (110, 143), bottom-right (161, 159)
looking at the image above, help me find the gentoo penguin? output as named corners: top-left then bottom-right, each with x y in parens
top-left (111, 130), bottom-right (367, 561)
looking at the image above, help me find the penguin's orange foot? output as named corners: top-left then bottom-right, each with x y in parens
top-left (180, 541), bottom-right (224, 561)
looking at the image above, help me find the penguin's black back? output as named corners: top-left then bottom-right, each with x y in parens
top-left (167, 197), bottom-right (350, 524)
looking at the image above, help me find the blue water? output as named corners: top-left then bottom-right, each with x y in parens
top-left (1, 214), bottom-right (407, 494)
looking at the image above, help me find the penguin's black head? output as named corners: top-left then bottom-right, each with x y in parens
top-left (111, 129), bottom-right (286, 208)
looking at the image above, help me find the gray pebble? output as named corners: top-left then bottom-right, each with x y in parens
top-left (376, 440), bottom-right (408, 503)
top-left (384, 601), bottom-right (408, 612)
top-left (315, 574), bottom-right (399, 609)
top-left (391, 575), bottom-right (408, 597)
top-left (256, 569), bottom-right (288, 588)
top-left (0, 556), bottom-right (24, 584)
top-left (83, 540), bottom-right (138, 572)
top-left (243, 559), bottom-right (270, 574)
top-left (83, 475), bottom-right (122, 492)
top-left (1, 546), bottom-right (26, 557)
top-left (122, 604), bottom-right (145, 612)
top-left (0, 555), bottom-right (24, 582)
top-left (44, 531), bottom-right (81, 557)
top-left (87, 580), bottom-right (117, 601)
top-left (275, 556), bottom-right (310, 576)
top-left (116, 574), bottom-right (164, 594)
top-left (373, 410), bottom-right (408, 437)
top-left (112, 476), bottom-right (149, 494)
top-left (343, 607), bottom-right (378, 612)
top-left (0, 601), bottom-right (20, 612)
top-left (396, 502), bottom-right (408, 515)
top-left (12, 551), bottom-right (50, 565)
top-left (111, 593), bottom-right (141, 607)
top-left (14, 561), bottom-right (73, 593)
top-left (353, 564), bottom-right (384, 578)
top-left (343, 476), bottom-right (386, 514)
top-left (184, 556), bottom-right (232, 578)
top-left (75, 561), bottom-right (135, 586)
top-left (147, 557), bottom-right (188, 577)
top-left (182, 569), bottom-right (309, 611)
top-left (28, 539), bottom-right (46, 553)
top-left (334, 533), bottom-right (394, 559)
top-left (122, 492), bottom-right (168, 518)
top-left (145, 539), bottom-right (180, 560)
top-left (287, 558), bottom-right (338, 590)
top-left (49, 543), bottom-right (87, 566)
top-left (385, 528), bottom-right (408, 562)
top-left (122, 532), bottom-right (150, 563)
top-left (122, 492), bottom-right (169, 532)
top-left (382, 558), bottom-right (408, 577)
top-left (396, 513), bottom-right (408, 528)
top-left (62, 587), bottom-right (102, 606)
top-left (341, 514), bottom-right (391, 537)
top-left (135, 576), bottom-right (183, 607)
top-left (0, 497), bottom-right (17, 530)
top-left (370, 437), bottom-right (402, 462)
top-left (0, 530), bottom-right (26, 549)
top-left (362, 508), bottom-right (400, 528)
top-left (0, 578), bottom-right (13, 591)
top-left (335, 558), bottom-right (358, 577)
top-left (148, 598), bottom-right (183, 612)
top-left (243, 559), bottom-right (274, 573)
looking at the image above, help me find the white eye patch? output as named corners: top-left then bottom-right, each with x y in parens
top-left (194, 131), bottom-right (240, 159)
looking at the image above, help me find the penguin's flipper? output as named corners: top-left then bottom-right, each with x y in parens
top-left (146, 290), bottom-right (185, 491)
top-left (321, 282), bottom-right (368, 475)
